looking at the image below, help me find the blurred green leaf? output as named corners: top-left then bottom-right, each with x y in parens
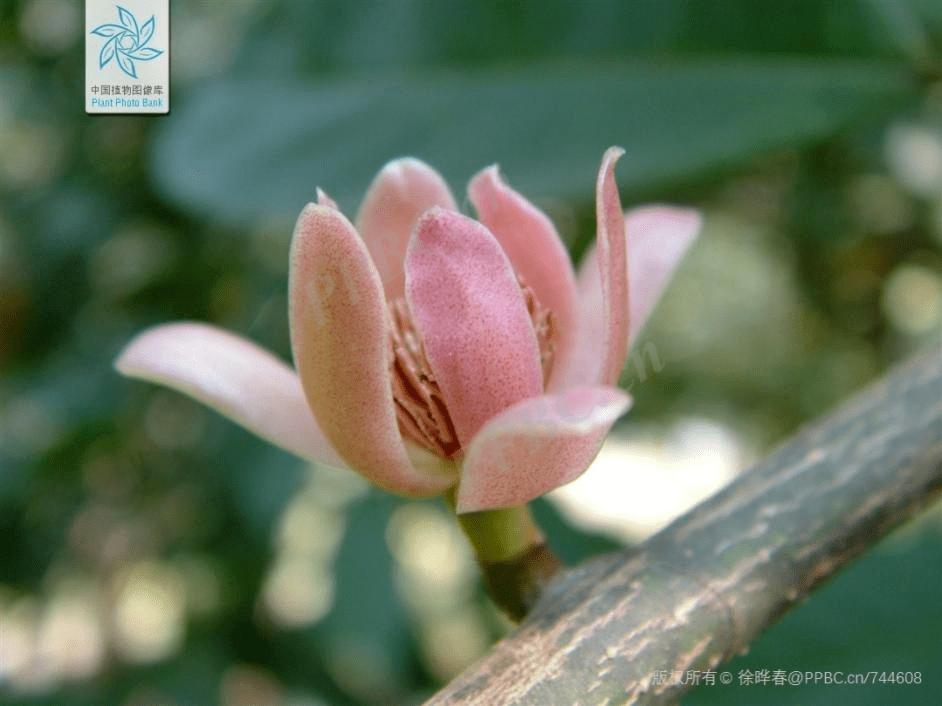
top-left (234, 0), bottom-right (916, 75)
top-left (152, 60), bottom-right (918, 224)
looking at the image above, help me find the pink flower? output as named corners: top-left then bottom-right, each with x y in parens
top-left (116, 148), bottom-right (701, 512)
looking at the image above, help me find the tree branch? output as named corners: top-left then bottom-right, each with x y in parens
top-left (425, 345), bottom-right (942, 705)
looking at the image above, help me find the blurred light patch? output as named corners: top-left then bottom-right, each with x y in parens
top-left (261, 554), bottom-right (334, 628)
top-left (0, 579), bottom-right (104, 693)
top-left (260, 490), bottom-right (344, 628)
top-left (0, 122), bottom-right (66, 189)
top-left (82, 447), bottom-right (137, 500)
top-left (886, 123), bottom-right (942, 198)
top-left (797, 341), bottom-right (879, 418)
top-left (418, 610), bottom-right (491, 683)
top-left (111, 560), bottom-right (186, 663)
top-left (882, 263), bottom-right (942, 336)
top-left (386, 503), bottom-right (488, 679)
top-left (172, 2), bottom-right (262, 83)
top-left (652, 213), bottom-right (802, 386)
top-left (386, 503), bottom-right (476, 613)
top-left (0, 595), bottom-right (40, 687)
top-left (90, 225), bottom-right (176, 299)
top-left (209, 276), bottom-right (248, 322)
top-left (34, 577), bottom-right (105, 682)
top-left (68, 502), bottom-right (156, 569)
top-left (143, 391), bottom-right (209, 450)
top-left (0, 81), bottom-right (11, 132)
top-left (326, 634), bottom-right (397, 704)
top-left (847, 173), bottom-right (914, 235)
top-left (549, 418), bottom-right (748, 543)
top-left (277, 492), bottom-right (344, 560)
top-left (123, 686), bottom-right (179, 706)
top-left (1, 394), bottom-right (66, 459)
top-left (0, 215), bottom-right (11, 271)
top-left (719, 168), bottom-right (792, 224)
top-left (220, 663), bottom-right (283, 706)
top-left (171, 554), bottom-right (224, 619)
top-left (89, 118), bottom-right (147, 166)
top-left (252, 225), bottom-right (293, 274)
top-left (19, 0), bottom-right (80, 54)
top-left (304, 463), bottom-right (369, 510)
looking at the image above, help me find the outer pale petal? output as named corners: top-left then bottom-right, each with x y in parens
top-left (115, 321), bottom-right (346, 467)
top-left (289, 204), bottom-right (455, 497)
top-left (405, 208), bottom-right (544, 447)
top-left (468, 166), bottom-right (578, 391)
top-left (624, 206), bottom-right (702, 344)
top-left (593, 147), bottom-right (630, 387)
top-left (558, 147), bottom-right (629, 389)
top-left (566, 206), bottom-right (702, 387)
top-left (456, 386), bottom-right (632, 513)
top-left (560, 249), bottom-right (607, 388)
top-left (355, 158), bottom-right (457, 300)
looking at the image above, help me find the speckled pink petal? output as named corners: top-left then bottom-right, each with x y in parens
top-left (559, 148), bottom-right (630, 389)
top-left (624, 206), bottom-right (702, 344)
top-left (560, 248), bottom-right (607, 388)
top-left (468, 166), bottom-right (578, 391)
top-left (115, 321), bottom-right (346, 468)
top-left (405, 208), bottom-right (544, 448)
top-left (355, 158), bottom-right (457, 300)
top-left (565, 205), bottom-right (702, 387)
top-left (456, 386), bottom-right (632, 512)
top-left (289, 204), bottom-right (456, 497)
top-left (593, 147), bottom-right (630, 387)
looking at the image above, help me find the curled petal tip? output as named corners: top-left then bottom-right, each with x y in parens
top-left (604, 145), bottom-right (626, 161)
top-left (316, 188), bottom-right (338, 210)
top-left (591, 145), bottom-right (630, 388)
top-left (479, 164), bottom-right (501, 180)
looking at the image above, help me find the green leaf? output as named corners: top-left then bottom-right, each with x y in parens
top-left (233, 0), bottom-right (915, 75)
top-left (152, 60), bottom-right (918, 224)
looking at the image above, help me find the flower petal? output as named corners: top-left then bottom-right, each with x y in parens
top-left (289, 204), bottom-right (455, 497)
top-left (356, 158), bottom-right (457, 300)
top-left (593, 147), bottom-right (630, 387)
top-left (468, 166), bottom-right (578, 391)
top-left (456, 386), bottom-right (632, 512)
top-left (115, 321), bottom-right (346, 467)
top-left (624, 206), bottom-right (702, 344)
top-left (561, 249), bottom-right (607, 388)
top-left (565, 205), bottom-right (702, 388)
top-left (405, 208), bottom-right (544, 447)
top-left (558, 147), bottom-right (629, 389)
top-left (316, 187), bottom-right (338, 210)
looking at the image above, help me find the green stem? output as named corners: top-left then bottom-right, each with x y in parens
top-left (444, 489), bottom-right (563, 621)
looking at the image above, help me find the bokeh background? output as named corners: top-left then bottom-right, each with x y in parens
top-left (2, 1), bottom-right (942, 704)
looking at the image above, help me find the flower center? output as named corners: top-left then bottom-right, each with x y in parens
top-left (389, 279), bottom-right (556, 459)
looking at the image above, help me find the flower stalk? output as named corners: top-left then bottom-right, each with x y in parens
top-left (445, 488), bottom-right (562, 621)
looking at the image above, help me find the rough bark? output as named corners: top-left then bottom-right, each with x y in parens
top-left (425, 345), bottom-right (942, 705)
